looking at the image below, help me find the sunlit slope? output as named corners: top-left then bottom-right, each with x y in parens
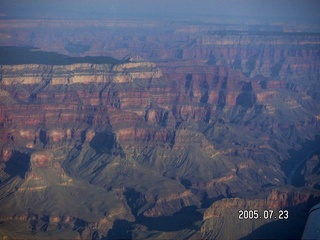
top-left (0, 40), bottom-right (320, 238)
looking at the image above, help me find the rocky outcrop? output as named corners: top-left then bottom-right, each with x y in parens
top-left (1, 46), bottom-right (319, 212)
top-left (1, 19), bottom-right (320, 239)
top-left (2, 20), bottom-right (319, 83)
top-left (301, 154), bottom-right (320, 189)
top-left (0, 147), bottom-right (134, 239)
top-left (0, 60), bottom-right (162, 85)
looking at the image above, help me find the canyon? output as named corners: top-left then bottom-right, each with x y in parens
top-left (0, 18), bottom-right (320, 239)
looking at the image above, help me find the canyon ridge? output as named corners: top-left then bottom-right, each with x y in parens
top-left (0, 13), bottom-right (320, 239)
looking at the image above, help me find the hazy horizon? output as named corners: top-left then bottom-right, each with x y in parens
top-left (1, 0), bottom-right (320, 25)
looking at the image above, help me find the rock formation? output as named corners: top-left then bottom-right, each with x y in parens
top-left (0, 19), bottom-right (320, 239)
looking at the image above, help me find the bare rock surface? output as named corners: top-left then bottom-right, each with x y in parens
top-left (0, 19), bottom-right (320, 239)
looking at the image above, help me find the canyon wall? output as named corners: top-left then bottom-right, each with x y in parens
top-left (0, 19), bottom-right (320, 238)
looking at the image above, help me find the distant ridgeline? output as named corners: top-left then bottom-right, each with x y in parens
top-left (0, 46), bottom-right (122, 65)
top-left (0, 46), bottom-right (162, 85)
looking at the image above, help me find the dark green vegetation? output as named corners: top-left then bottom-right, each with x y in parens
top-left (0, 46), bottom-right (122, 65)
top-left (64, 42), bottom-right (90, 54)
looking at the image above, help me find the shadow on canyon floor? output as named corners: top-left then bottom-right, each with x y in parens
top-left (281, 135), bottom-right (320, 186)
top-left (4, 151), bottom-right (30, 179)
top-left (106, 205), bottom-right (202, 239)
top-left (105, 219), bottom-right (133, 240)
top-left (138, 205), bottom-right (202, 232)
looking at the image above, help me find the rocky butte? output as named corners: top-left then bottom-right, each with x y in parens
top-left (0, 19), bottom-right (320, 239)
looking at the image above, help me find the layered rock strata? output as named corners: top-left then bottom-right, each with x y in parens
top-left (0, 19), bottom-right (320, 238)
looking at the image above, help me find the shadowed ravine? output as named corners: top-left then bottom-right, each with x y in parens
top-left (1, 12), bottom-right (320, 239)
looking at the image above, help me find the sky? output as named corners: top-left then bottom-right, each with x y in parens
top-left (0, 0), bottom-right (320, 25)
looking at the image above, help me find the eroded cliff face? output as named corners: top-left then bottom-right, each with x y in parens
top-left (0, 19), bottom-right (320, 239)
top-left (0, 60), bottom-right (162, 86)
top-left (1, 50), bottom-right (319, 239)
top-left (2, 20), bottom-right (319, 84)
top-left (0, 147), bottom-right (135, 239)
